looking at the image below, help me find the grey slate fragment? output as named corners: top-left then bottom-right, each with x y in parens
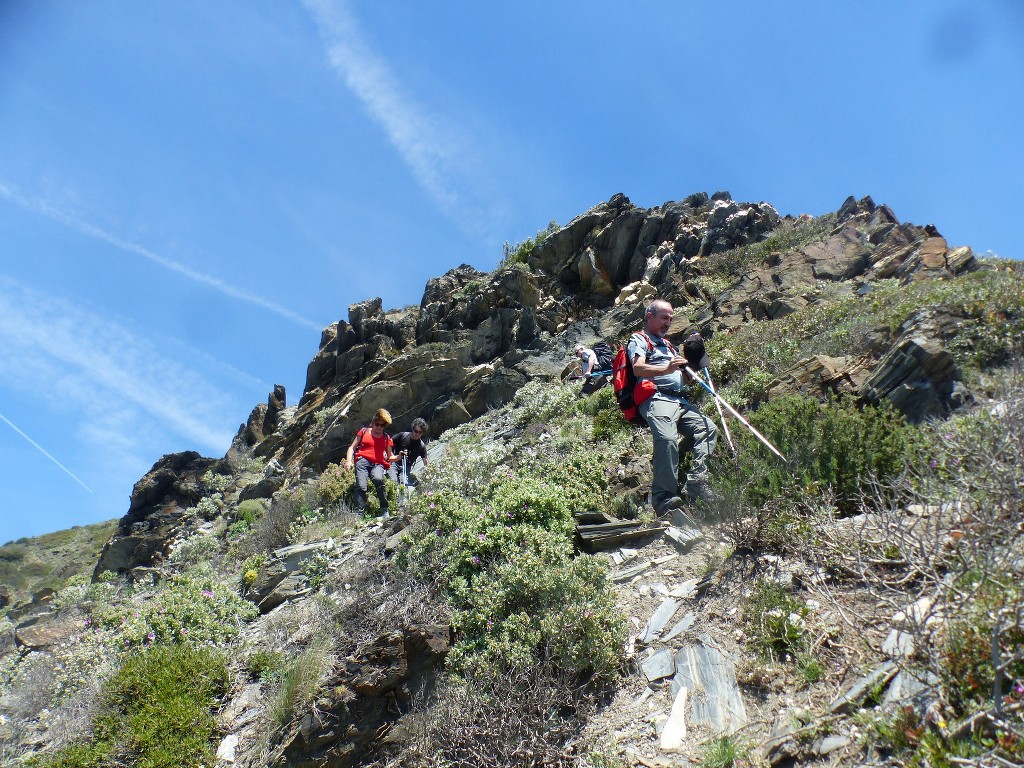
top-left (883, 668), bottom-right (940, 707)
top-left (813, 734), bottom-right (851, 755)
top-left (642, 648), bottom-right (676, 683)
top-left (670, 642), bottom-right (747, 733)
top-left (668, 508), bottom-right (700, 528)
top-left (613, 559), bottom-right (652, 582)
top-left (664, 526), bottom-right (704, 553)
top-left (882, 628), bottom-right (915, 658)
top-left (662, 611), bottom-right (696, 642)
top-left (829, 661), bottom-right (898, 713)
top-left (640, 598), bottom-right (680, 644)
top-left (669, 578), bottom-right (699, 599)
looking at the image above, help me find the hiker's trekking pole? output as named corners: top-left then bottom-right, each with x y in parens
top-left (704, 366), bottom-right (736, 455)
top-left (684, 366), bottom-right (787, 462)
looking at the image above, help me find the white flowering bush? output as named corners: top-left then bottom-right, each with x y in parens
top-left (87, 575), bottom-right (258, 648)
top-left (511, 380), bottom-right (577, 428)
top-left (200, 469), bottom-right (231, 493)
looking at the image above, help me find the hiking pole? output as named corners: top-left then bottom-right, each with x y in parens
top-left (684, 366), bottom-right (787, 462)
top-left (703, 366), bottom-right (736, 455)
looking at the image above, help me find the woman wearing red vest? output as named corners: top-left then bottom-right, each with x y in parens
top-left (343, 408), bottom-right (399, 518)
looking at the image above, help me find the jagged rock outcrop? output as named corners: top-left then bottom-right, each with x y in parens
top-left (94, 451), bottom-right (232, 576)
top-left (529, 192), bottom-right (780, 297)
top-left (245, 539), bottom-right (335, 613)
top-left (95, 190), bottom-right (989, 581)
top-left (277, 625), bottom-right (450, 767)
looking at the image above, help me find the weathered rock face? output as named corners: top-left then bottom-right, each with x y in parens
top-left (245, 539), bottom-right (335, 613)
top-left (530, 193), bottom-right (781, 298)
top-left (93, 191), bottom-right (990, 576)
top-left (862, 334), bottom-right (959, 421)
top-left (94, 451), bottom-right (231, 576)
top-left (278, 625), bottom-right (450, 767)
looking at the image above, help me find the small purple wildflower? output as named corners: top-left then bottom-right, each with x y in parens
top-left (147, 631), bottom-right (156, 642)
top-left (478, 533), bottom-right (486, 541)
top-left (202, 589), bottom-right (215, 599)
top-left (472, 556), bottom-right (480, 565)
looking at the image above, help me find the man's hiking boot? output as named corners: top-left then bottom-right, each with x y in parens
top-left (654, 496), bottom-right (685, 517)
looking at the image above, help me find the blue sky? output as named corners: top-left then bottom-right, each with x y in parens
top-left (1, 0), bottom-right (1022, 543)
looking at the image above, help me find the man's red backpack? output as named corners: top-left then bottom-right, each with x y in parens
top-left (611, 333), bottom-right (658, 424)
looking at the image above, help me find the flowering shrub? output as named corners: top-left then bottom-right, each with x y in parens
top-left (88, 576), bottom-right (258, 647)
top-left (447, 549), bottom-right (624, 680)
top-left (168, 532), bottom-right (219, 565)
top-left (200, 469), bottom-right (231, 493)
top-left (316, 462), bottom-right (352, 505)
top-left (511, 380), bottom-right (577, 428)
top-left (399, 452), bottom-right (622, 682)
top-left (187, 492), bottom-right (223, 521)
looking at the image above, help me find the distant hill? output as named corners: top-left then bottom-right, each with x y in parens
top-left (0, 519), bottom-right (117, 610)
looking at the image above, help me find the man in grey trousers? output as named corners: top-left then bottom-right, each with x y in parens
top-left (627, 299), bottom-right (718, 516)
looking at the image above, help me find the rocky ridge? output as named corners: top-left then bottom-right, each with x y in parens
top-left (3, 190), bottom-right (1019, 768)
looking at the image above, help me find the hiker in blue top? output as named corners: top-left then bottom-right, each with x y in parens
top-left (628, 299), bottom-right (718, 516)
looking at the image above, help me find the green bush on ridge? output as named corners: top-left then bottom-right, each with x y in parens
top-left (397, 414), bottom-right (625, 684)
top-left (717, 394), bottom-right (913, 513)
top-left (29, 643), bottom-right (229, 768)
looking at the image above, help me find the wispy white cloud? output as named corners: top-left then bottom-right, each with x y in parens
top-left (0, 277), bottom-right (241, 464)
top-left (0, 181), bottom-right (325, 332)
top-left (301, 0), bottom-right (507, 235)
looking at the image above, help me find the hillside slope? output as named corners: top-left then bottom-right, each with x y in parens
top-left (1, 191), bottom-right (1022, 767)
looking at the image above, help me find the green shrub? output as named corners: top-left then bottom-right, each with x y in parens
top-left (499, 220), bottom-right (559, 268)
top-left (89, 575), bottom-right (258, 647)
top-left (513, 446), bottom-right (608, 515)
top-left (446, 546), bottom-right (625, 681)
top-left (582, 386), bottom-right (634, 441)
top-left (745, 580), bottom-right (809, 661)
top-left (31, 643), bottom-right (229, 768)
top-left (720, 394), bottom-right (912, 513)
top-left (316, 462), bottom-right (352, 505)
top-left (237, 498), bottom-right (268, 526)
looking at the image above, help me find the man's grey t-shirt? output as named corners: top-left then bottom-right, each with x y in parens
top-left (627, 332), bottom-right (689, 402)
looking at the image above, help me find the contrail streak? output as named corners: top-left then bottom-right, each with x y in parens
top-left (0, 411), bottom-right (93, 493)
top-left (0, 182), bottom-right (324, 332)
